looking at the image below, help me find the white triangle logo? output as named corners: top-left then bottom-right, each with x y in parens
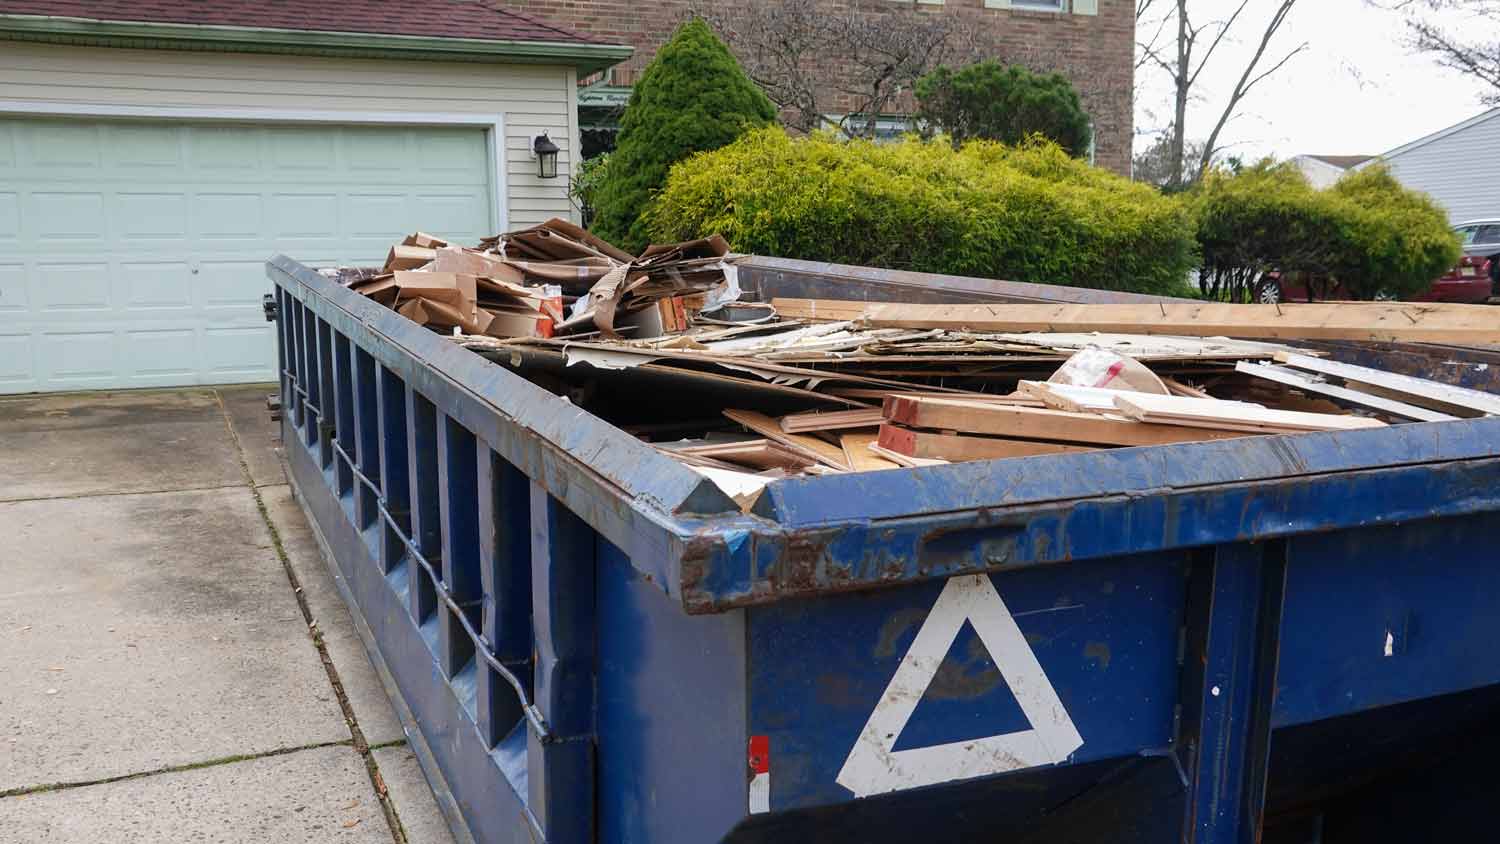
top-left (836, 574), bottom-right (1084, 798)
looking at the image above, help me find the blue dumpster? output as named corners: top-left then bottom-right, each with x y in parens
top-left (267, 254), bottom-right (1500, 844)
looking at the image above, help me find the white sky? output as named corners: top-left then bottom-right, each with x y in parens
top-left (1134, 0), bottom-right (1498, 160)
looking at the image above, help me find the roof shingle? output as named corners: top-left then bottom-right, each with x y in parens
top-left (0, 0), bottom-right (603, 45)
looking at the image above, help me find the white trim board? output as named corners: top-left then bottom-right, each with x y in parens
top-left (0, 100), bottom-right (510, 230)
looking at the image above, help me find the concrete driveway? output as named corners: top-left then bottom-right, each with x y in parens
top-left (0, 386), bottom-right (458, 843)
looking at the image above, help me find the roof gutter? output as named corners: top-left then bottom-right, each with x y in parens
top-left (0, 13), bottom-right (633, 75)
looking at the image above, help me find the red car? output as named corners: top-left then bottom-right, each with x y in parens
top-left (1259, 219), bottom-right (1500, 304)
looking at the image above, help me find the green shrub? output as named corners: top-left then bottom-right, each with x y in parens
top-left (569, 153), bottom-right (610, 227)
top-left (1187, 161), bottom-right (1460, 301)
top-left (916, 62), bottom-right (1092, 156)
top-left (1325, 165), bottom-right (1461, 299)
top-left (590, 19), bottom-right (777, 253)
top-left (647, 129), bottom-right (1198, 295)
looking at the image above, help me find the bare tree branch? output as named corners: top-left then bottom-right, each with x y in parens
top-left (1198, 0), bottom-right (1305, 177)
top-left (1135, 0), bottom-right (1307, 187)
top-left (1380, 0), bottom-right (1500, 103)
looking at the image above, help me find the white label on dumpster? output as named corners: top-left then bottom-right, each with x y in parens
top-left (836, 574), bottom-right (1083, 798)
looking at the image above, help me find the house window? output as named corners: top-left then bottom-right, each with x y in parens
top-left (986, 0), bottom-right (1067, 11)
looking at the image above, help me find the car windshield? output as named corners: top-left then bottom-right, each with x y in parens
top-left (1455, 226), bottom-right (1479, 245)
top-left (1475, 224), bottom-right (1500, 245)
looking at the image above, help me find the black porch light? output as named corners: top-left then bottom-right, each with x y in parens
top-left (532, 133), bottom-right (561, 179)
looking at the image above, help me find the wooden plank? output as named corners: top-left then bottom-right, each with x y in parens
top-left (771, 298), bottom-right (874, 322)
top-left (840, 432), bottom-right (902, 471)
top-left (1162, 377), bottom-right (1213, 399)
top-left (1235, 362), bottom-right (1458, 423)
top-left (1021, 381), bottom-right (1260, 415)
top-left (878, 424), bottom-right (1098, 461)
top-left (724, 409), bottom-right (851, 470)
top-left (883, 395), bottom-right (1249, 446)
top-left (1274, 352), bottom-right (1500, 417)
top-left (835, 300), bottom-right (1500, 345)
top-left (868, 442), bottom-right (949, 468)
top-left (830, 387), bottom-right (1045, 406)
top-left (780, 408), bottom-right (885, 433)
top-left (1113, 393), bottom-right (1386, 432)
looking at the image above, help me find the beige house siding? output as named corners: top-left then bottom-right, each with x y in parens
top-left (0, 41), bottom-right (579, 229)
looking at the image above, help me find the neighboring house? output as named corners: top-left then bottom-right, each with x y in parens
top-left (1290, 154), bottom-right (1373, 189)
top-left (1361, 107), bottom-right (1500, 223)
top-left (0, 2), bottom-right (630, 394)
top-left (503, 0), bottom-right (1135, 174)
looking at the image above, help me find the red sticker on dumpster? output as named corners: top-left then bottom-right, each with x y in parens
top-left (748, 735), bottom-right (769, 774)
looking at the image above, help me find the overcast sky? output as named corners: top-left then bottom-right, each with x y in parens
top-left (1134, 0), bottom-right (1498, 161)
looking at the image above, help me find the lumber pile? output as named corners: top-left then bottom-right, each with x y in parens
top-left (326, 226), bottom-right (1497, 512)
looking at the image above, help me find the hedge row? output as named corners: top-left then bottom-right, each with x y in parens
top-left (1189, 161), bottom-right (1460, 300)
top-left (646, 128), bottom-right (1200, 295)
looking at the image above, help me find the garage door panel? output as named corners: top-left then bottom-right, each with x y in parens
top-left (270, 193), bottom-right (339, 237)
top-left (189, 128), bottom-right (262, 173)
top-left (202, 327), bottom-right (275, 378)
top-left (23, 122), bottom-right (101, 168)
top-left (124, 328), bottom-right (197, 381)
top-left (0, 264), bottom-right (24, 312)
top-left (195, 193), bottom-right (265, 239)
top-left (38, 331), bottom-right (117, 385)
top-left (117, 193), bottom-right (190, 239)
top-left (2, 116), bottom-right (492, 393)
top-left (199, 260), bottom-right (269, 309)
top-left (0, 192), bottom-right (18, 236)
top-left (121, 261), bottom-right (194, 309)
top-left (33, 193), bottom-right (106, 240)
top-left (35, 262), bottom-right (112, 310)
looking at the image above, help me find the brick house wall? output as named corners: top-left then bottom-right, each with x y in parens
top-left (506, 0), bottom-right (1135, 175)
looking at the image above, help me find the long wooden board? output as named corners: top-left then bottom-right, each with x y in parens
top-left (774, 299), bottom-right (1500, 345)
top-left (780, 408), bottom-right (885, 433)
top-left (1112, 393), bottom-right (1386, 432)
top-left (1235, 362), bottom-right (1457, 422)
top-left (882, 396), bottom-right (1249, 446)
top-left (878, 424), bottom-right (1097, 461)
top-left (1274, 352), bottom-right (1500, 417)
top-left (724, 409), bottom-right (851, 470)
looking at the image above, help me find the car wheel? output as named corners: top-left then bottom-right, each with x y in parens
top-left (1490, 257), bottom-right (1500, 298)
top-left (1257, 282), bottom-right (1282, 304)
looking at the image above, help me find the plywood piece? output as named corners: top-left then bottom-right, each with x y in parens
top-left (781, 408), bottom-right (886, 433)
top-left (842, 301), bottom-right (1500, 345)
top-left (1112, 393), bottom-right (1386, 432)
top-left (883, 396), bottom-right (1249, 446)
top-left (878, 424), bottom-right (1097, 461)
top-left (674, 439), bottom-right (815, 471)
top-left (1235, 362), bottom-right (1457, 423)
top-left (840, 432), bottom-right (902, 471)
top-left (724, 409), bottom-right (851, 470)
top-left (1274, 352), bottom-right (1500, 417)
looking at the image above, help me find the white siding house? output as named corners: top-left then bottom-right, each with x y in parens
top-left (0, 6), bottom-right (629, 393)
top-left (1363, 107), bottom-right (1500, 223)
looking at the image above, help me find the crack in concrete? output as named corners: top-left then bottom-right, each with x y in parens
top-left (0, 740), bottom-right (355, 799)
top-left (213, 389), bottom-right (410, 844)
top-left (0, 483), bottom-right (249, 505)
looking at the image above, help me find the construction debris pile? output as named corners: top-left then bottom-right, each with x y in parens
top-left (332, 219), bottom-right (1500, 511)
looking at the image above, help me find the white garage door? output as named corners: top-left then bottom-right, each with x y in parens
top-left (0, 117), bottom-right (495, 394)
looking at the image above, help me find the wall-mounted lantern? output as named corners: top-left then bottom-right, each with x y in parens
top-left (531, 133), bottom-right (560, 179)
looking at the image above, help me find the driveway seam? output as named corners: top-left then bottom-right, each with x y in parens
top-left (0, 484), bottom-right (249, 505)
top-left (0, 740), bottom-right (354, 800)
top-left (212, 389), bottom-right (408, 844)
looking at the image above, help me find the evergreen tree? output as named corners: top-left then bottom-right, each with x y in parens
top-left (916, 62), bottom-right (1092, 156)
top-left (591, 18), bottom-right (777, 253)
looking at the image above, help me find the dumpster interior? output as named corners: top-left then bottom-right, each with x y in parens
top-left (324, 220), bottom-right (1500, 513)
